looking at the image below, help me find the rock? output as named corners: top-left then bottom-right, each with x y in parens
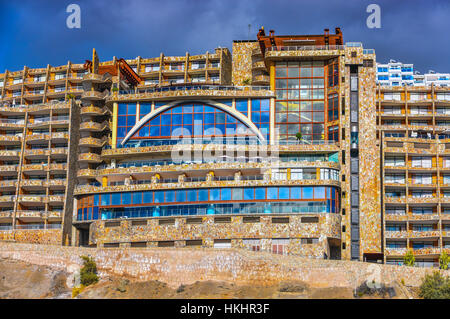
top-left (278, 281), bottom-right (309, 293)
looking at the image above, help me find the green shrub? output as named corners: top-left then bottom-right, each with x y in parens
top-left (80, 255), bottom-right (99, 286)
top-left (403, 250), bottom-right (415, 267)
top-left (419, 271), bottom-right (450, 299)
top-left (440, 251), bottom-right (449, 270)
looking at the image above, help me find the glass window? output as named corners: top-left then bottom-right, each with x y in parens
top-left (176, 190), bottom-right (186, 202)
top-left (303, 187), bottom-right (313, 199)
top-left (111, 193), bottom-right (121, 205)
top-left (198, 189), bottom-right (209, 201)
top-left (143, 191), bottom-right (153, 203)
top-left (132, 192), bottom-right (142, 204)
top-left (187, 190), bottom-right (197, 202)
top-left (244, 188), bottom-right (254, 200)
top-left (267, 187), bottom-right (278, 200)
top-left (100, 194), bottom-right (110, 206)
top-left (165, 190), bottom-right (175, 202)
top-left (279, 187), bottom-right (289, 199)
top-left (232, 188), bottom-right (243, 200)
top-left (154, 191), bottom-right (164, 203)
top-left (291, 187), bottom-right (302, 199)
top-left (122, 192), bottom-right (131, 205)
top-left (221, 188), bottom-right (231, 201)
top-left (255, 188), bottom-right (265, 200)
top-left (314, 187), bottom-right (326, 199)
top-left (210, 189), bottom-right (220, 201)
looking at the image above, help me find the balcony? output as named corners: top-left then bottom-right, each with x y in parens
top-left (78, 153), bottom-right (102, 163)
top-left (107, 85), bottom-right (274, 103)
top-left (80, 106), bottom-right (110, 116)
top-left (80, 121), bottom-right (109, 132)
top-left (22, 164), bottom-right (47, 173)
top-left (79, 136), bottom-right (108, 147)
top-left (48, 195), bottom-right (64, 203)
top-left (252, 74), bottom-right (270, 84)
top-left (412, 247), bottom-right (441, 256)
top-left (264, 45), bottom-right (344, 60)
top-left (81, 90), bottom-right (107, 101)
top-left (0, 165), bottom-right (17, 173)
top-left (384, 248), bottom-right (407, 256)
top-left (0, 180), bottom-right (17, 188)
top-left (49, 163), bottom-right (67, 172)
top-left (252, 61), bottom-right (266, 70)
top-left (17, 195), bottom-right (46, 204)
top-left (0, 135), bottom-right (22, 144)
top-left (74, 176), bottom-right (340, 195)
top-left (77, 169), bottom-right (97, 178)
top-left (82, 73), bottom-right (108, 83)
top-left (0, 118), bottom-right (25, 128)
top-left (0, 150), bottom-right (21, 160)
top-left (26, 133), bottom-right (50, 143)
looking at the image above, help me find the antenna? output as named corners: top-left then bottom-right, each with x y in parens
top-left (248, 24), bottom-right (251, 40)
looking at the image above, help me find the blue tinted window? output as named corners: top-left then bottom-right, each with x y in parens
top-left (251, 99), bottom-right (261, 112)
top-left (254, 187), bottom-right (265, 200)
top-left (132, 192), bottom-right (142, 204)
top-left (198, 189), bottom-right (208, 201)
top-left (187, 190), bottom-right (197, 202)
top-left (127, 104), bottom-right (136, 115)
top-left (267, 187), bottom-right (278, 200)
top-left (244, 188), bottom-right (254, 200)
top-left (111, 193), bottom-right (121, 205)
top-left (122, 193), bottom-right (131, 205)
top-left (93, 207), bottom-right (99, 220)
top-left (176, 190), bottom-right (186, 202)
top-left (236, 99), bottom-right (248, 115)
top-left (291, 187), bottom-right (302, 199)
top-left (118, 116), bottom-right (127, 126)
top-left (279, 187), bottom-right (289, 199)
top-left (118, 104), bottom-right (128, 115)
top-left (232, 188), bottom-right (243, 200)
top-left (139, 126), bottom-right (149, 137)
top-left (210, 189), bottom-right (220, 201)
top-left (101, 194), bottom-right (110, 206)
top-left (221, 188), bottom-right (231, 201)
top-left (127, 116), bottom-right (136, 127)
top-left (260, 99), bottom-right (270, 112)
top-left (165, 190), bottom-right (175, 202)
top-left (154, 191), bottom-right (164, 203)
top-left (140, 103), bottom-right (152, 118)
top-left (143, 191), bottom-right (153, 203)
top-left (303, 187), bottom-right (313, 199)
top-left (183, 114), bottom-right (193, 125)
top-left (314, 187), bottom-right (326, 199)
top-left (93, 195), bottom-right (99, 206)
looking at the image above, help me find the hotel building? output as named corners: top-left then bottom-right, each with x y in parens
top-left (1, 27), bottom-right (448, 267)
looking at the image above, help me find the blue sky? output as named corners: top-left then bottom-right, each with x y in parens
top-left (1, 0), bottom-right (450, 73)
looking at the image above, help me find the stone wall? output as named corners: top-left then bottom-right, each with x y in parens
top-left (0, 242), bottom-right (444, 289)
top-left (0, 230), bottom-right (62, 245)
top-left (232, 42), bottom-right (259, 86)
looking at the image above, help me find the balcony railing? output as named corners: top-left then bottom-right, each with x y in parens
top-left (117, 85), bottom-right (271, 96)
top-left (266, 45), bottom-right (345, 52)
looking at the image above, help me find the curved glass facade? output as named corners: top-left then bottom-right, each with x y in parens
top-left (77, 186), bottom-right (340, 221)
top-left (117, 100), bottom-right (271, 147)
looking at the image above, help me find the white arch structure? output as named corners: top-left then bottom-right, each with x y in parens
top-left (121, 100), bottom-right (266, 146)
